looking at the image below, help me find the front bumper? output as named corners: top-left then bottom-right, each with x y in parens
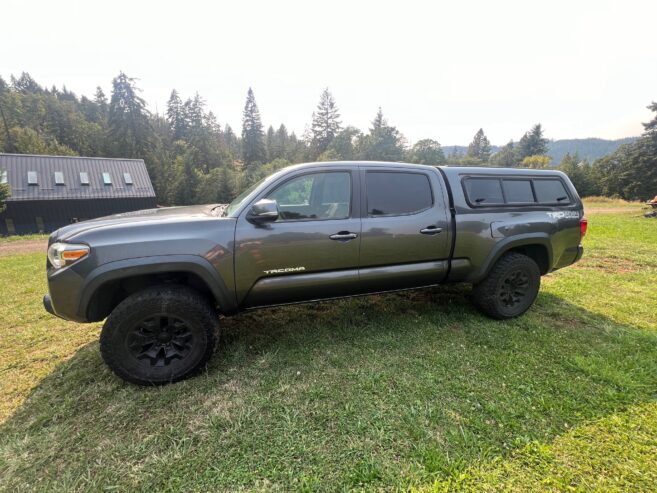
top-left (43, 294), bottom-right (54, 315)
top-left (42, 294), bottom-right (63, 319)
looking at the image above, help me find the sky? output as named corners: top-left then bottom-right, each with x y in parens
top-left (2, 0), bottom-right (656, 145)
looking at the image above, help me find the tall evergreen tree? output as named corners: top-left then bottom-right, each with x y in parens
top-left (11, 72), bottom-right (42, 93)
top-left (266, 125), bottom-right (276, 161)
top-left (93, 87), bottom-right (109, 123)
top-left (358, 108), bottom-right (406, 162)
top-left (166, 89), bottom-right (186, 140)
top-left (310, 88), bottom-right (341, 157)
top-left (223, 124), bottom-right (240, 156)
top-left (593, 102), bottom-right (657, 200)
top-left (0, 78), bottom-right (15, 153)
top-left (490, 141), bottom-right (516, 167)
top-left (241, 88), bottom-right (266, 173)
top-left (643, 101), bottom-right (657, 133)
top-left (371, 107), bottom-right (386, 130)
top-left (467, 128), bottom-right (492, 161)
top-left (108, 72), bottom-right (152, 157)
top-left (272, 124), bottom-right (288, 160)
top-left (517, 123), bottom-right (548, 160)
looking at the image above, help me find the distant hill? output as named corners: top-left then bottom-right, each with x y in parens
top-left (442, 137), bottom-right (638, 164)
top-left (546, 137), bottom-right (637, 164)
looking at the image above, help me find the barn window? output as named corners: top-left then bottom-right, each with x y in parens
top-left (35, 216), bottom-right (45, 232)
top-left (80, 172), bottom-right (90, 185)
top-left (0, 170), bottom-right (7, 184)
top-left (5, 219), bottom-right (15, 235)
top-left (54, 171), bottom-right (65, 185)
top-left (27, 171), bottom-right (38, 185)
top-left (102, 172), bottom-right (112, 185)
top-left (123, 172), bottom-right (133, 185)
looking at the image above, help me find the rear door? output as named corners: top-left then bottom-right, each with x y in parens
top-left (358, 166), bottom-right (451, 292)
top-left (234, 166), bottom-right (361, 308)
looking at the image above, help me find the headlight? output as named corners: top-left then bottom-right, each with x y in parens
top-left (47, 242), bottom-right (90, 269)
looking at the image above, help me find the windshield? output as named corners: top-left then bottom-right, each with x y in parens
top-left (224, 177), bottom-right (268, 216)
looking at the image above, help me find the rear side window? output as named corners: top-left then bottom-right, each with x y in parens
top-left (502, 179), bottom-right (534, 203)
top-left (464, 176), bottom-right (571, 206)
top-left (463, 178), bottom-right (503, 205)
top-left (366, 172), bottom-right (433, 216)
top-left (534, 179), bottom-right (570, 203)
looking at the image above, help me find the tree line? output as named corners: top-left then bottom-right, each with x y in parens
top-left (0, 71), bottom-right (655, 205)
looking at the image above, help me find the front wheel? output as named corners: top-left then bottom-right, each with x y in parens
top-left (100, 285), bottom-right (217, 385)
top-left (472, 252), bottom-right (541, 319)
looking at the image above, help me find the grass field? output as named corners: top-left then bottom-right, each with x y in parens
top-left (1, 199), bottom-right (656, 492)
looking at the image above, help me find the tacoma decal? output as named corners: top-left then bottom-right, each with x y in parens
top-left (263, 266), bottom-right (306, 275)
top-left (547, 211), bottom-right (580, 219)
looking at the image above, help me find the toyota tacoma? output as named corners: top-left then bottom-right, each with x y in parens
top-left (43, 161), bottom-right (586, 384)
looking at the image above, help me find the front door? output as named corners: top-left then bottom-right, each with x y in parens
top-left (235, 167), bottom-right (361, 308)
top-left (358, 167), bottom-right (451, 292)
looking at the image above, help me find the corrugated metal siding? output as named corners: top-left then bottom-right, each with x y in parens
top-left (0, 197), bottom-right (158, 234)
top-left (0, 153), bottom-right (156, 201)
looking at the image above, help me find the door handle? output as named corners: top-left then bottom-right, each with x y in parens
top-left (329, 231), bottom-right (358, 241)
top-left (420, 226), bottom-right (443, 235)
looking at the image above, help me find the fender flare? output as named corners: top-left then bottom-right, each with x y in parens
top-left (469, 234), bottom-right (553, 283)
top-left (78, 254), bottom-right (237, 320)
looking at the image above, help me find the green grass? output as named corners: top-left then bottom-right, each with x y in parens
top-left (0, 233), bottom-right (48, 243)
top-left (1, 202), bottom-right (656, 491)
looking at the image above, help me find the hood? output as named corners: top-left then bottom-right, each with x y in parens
top-left (52, 204), bottom-right (227, 242)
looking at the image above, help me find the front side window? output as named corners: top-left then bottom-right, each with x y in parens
top-left (54, 171), bottom-right (65, 185)
top-left (102, 172), bottom-right (112, 185)
top-left (366, 172), bottom-right (433, 216)
top-left (268, 171), bottom-right (351, 221)
top-left (463, 178), bottom-right (503, 205)
top-left (534, 179), bottom-right (570, 203)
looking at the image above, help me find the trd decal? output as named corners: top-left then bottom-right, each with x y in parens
top-left (547, 211), bottom-right (579, 219)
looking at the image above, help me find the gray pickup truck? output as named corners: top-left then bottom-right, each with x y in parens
top-left (44, 161), bottom-right (586, 384)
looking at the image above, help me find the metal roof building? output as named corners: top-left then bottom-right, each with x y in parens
top-left (0, 153), bottom-right (157, 235)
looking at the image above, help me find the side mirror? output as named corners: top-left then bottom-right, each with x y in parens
top-left (248, 198), bottom-right (279, 223)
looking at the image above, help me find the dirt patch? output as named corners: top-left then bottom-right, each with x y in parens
top-left (573, 256), bottom-right (641, 274)
top-left (0, 240), bottom-right (47, 257)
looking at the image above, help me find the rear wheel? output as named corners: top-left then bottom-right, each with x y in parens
top-left (472, 252), bottom-right (541, 319)
top-left (100, 285), bottom-right (217, 385)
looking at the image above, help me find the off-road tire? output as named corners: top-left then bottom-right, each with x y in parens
top-left (472, 252), bottom-right (541, 320)
top-left (100, 285), bottom-right (217, 385)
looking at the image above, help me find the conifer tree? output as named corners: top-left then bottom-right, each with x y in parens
top-left (241, 88), bottom-right (266, 173)
top-left (517, 124), bottom-right (549, 160)
top-left (166, 89), bottom-right (186, 140)
top-left (467, 128), bottom-right (492, 161)
top-left (310, 88), bottom-right (341, 156)
top-left (94, 87), bottom-right (108, 119)
top-left (358, 107), bottom-right (405, 162)
top-left (272, 124), bottom-right (288, 160)
top-left (490, 141), bottom-right (516, 167)
top-left (108, 72), bottom-right (152, 157)
top-left (266, 125), bottom-right (276, 161)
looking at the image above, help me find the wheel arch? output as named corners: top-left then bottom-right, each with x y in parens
top-left (470, 235), bottom-right (553, 283)
top-left (80, 255), bottom-right (237, 322)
